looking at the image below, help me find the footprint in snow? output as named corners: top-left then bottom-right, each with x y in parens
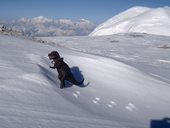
top-left (72, 91), bottom-right (80, 98)
top-left (125, 103), bottom-right (137, 112)
top-left (107, 100), bottom-right (117, 108)
top-left (107, 104), bottom-right (113, 108)
top-left (92, 97), bottom-right (100, 104)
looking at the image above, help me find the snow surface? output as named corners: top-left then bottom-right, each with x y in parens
top-left (1, 34), bottom-right (170, 128)
top-left (89, 6), bottom-right (170, 36)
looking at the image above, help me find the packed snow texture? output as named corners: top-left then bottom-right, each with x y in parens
top-left (89, 6), bottom-right (170, 36)
top-left (0, 33), bottom-right (170, 128)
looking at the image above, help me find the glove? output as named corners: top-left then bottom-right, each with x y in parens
top-left (49, 66), bottom-right (55, 69)
top-left (51, 61), bottom-right (55, 64)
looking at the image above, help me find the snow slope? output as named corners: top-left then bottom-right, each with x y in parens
top-left (0, 34), bottom-right (170, 128)
top-left (89, 6), bottom-right (170, 36)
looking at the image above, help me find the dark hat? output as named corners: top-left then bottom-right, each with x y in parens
top-left (48, 51), bottom-right (60, 59)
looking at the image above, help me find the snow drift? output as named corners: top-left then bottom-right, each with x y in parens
top-left (89, 6), bottom-right (170, 36)
top-left (0, 34), bottom-right (170, 128)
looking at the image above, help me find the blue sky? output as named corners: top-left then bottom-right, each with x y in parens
top-left (0, 0), bottom-right (170, 23)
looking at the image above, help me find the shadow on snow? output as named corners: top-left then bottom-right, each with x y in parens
top-left (37, 64), bottom-right (89, 88)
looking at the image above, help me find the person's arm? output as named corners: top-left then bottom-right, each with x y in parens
top-left (49, 65), bottom-right (55, 69)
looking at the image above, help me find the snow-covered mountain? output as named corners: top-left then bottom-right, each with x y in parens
top-left (0, 16), bottom-right (96, 36)
top-left (89, 6), bottom-right (170, 36)
top-left (0, 33), bottom-right (170, 128)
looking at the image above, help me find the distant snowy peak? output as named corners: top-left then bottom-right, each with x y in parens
top-left (89, 6), bottom-right (170, 36)
top-left (19, 16), bottom-right (53, 24)
top-left (19, 17), bottom-right (30, 22)
top-left (31, 16), bottom-right (53, 23)
top-left (57, 19), bottom-right (73, 24)
top-left (78, 19), bottom-right (92, 23)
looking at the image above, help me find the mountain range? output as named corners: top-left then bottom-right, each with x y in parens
top-left (0, 16), bottom-right (96, 36)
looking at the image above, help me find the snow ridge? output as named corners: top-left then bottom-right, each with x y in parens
top-left (89, 6), bottom-right (170, 36)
